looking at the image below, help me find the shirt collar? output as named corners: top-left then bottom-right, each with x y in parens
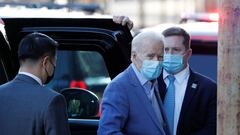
top-left (163, 65), bottom-right (190, 84)
top-left (131, 63), bottom-right (149, 85)
top-left (131, 63), bottom-right (158, 97)
top-left (18, 71), bottom-right (43, 85)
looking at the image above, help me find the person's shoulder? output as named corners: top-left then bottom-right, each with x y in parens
top-left (191, 71), bottom-right (216, 87)
top-left (0, 79), bottom-right (19, 92)
top-left (112, 72), bottom-right (126, 83)
top-left (104, 67), bottom-right (132, 92)
top-left (0, 81), bottom-right (11, 92)
top-left (106, 72), bottom-right (126, 91)
top-left (111, 67), bottom-right (131, 84)
top-left (41, 87), bottom-right (65, 105)
top-left (193, 71), bottom-right (215, 82)
top-left (41, 86), bottom-right (62, 97)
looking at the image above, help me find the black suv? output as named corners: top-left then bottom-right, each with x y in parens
top-left (0, 15), bottom-right (217, 135)
top-left (0, 16), bottom-right (132, 135)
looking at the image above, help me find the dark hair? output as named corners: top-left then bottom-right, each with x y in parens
top-left (18, 32), bottom-right (58, 61)
top-left (162, 27), bottom-right (190, 50)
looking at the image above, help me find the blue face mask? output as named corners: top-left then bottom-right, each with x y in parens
top-left (163, 54), bottom-right (184, 74)
top-left (140, 60), bottom-right (163, 80)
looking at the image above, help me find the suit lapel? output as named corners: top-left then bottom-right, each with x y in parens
top-left (157, 73), bottom-right (167, 100)
top-left (177, 69), bottom-right (199, 129)
top-left (126, 66), bottom-right (165, 131)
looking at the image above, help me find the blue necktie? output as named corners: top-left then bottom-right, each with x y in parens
top-left (164, 75), bottom-right (175, 135)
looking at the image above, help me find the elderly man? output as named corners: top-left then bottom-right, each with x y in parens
top-left (98, 31), bottom-right (170, 135)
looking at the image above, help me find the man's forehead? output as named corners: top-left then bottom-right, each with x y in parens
top-left (164, 35), bottom-right (183, 41)
top-left (164, 45), bottom-right (183, 48)
top-left (164, 37), bottom-right (184, 48)
top-left (141, 46), bottom-right (163, 54)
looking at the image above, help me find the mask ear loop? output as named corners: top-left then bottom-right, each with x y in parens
top-left (43, 56), bottom-right (55, 78)
top-left (49, 60), bottom-right (55, 69)
top-left (44, 67), bottom-right (50, 77)
top-left (41, 56), bottom-right (49, 77)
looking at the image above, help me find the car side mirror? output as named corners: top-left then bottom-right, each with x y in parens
top-left (60, 88), bottom-right (99, 118)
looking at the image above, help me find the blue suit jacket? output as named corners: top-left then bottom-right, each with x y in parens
top-left (0, 74), bottom-right (70, 135)
top-left (98, 65), bottom-right (170, 135)
top-left (158, 69), bottom-right (216, 135)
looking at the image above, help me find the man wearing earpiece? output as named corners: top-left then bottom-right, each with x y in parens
top-left (158, 27), bottom-right (217, 135)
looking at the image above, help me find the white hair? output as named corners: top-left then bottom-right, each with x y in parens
top-left (132, 30), bottom-right (164, 53)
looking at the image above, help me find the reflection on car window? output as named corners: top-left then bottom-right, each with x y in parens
top-left (0, 57), bottom-right (8, 85)
top-left (190, 54), bottom-right (217, 81)
top-left (47, 50), bottom-right (110, 102)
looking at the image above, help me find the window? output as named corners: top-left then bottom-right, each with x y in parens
top-left (47, 50), bottom-right (110, 102)
top-left (189, 54), bottom-right (217, 81)
top-left (190, 40), bottom-right (217, 81)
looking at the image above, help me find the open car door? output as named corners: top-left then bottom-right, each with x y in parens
top-left (2, 17), bottom-right (132, 135)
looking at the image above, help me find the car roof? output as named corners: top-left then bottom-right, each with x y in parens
top-left (180, 12), bottom-right (219, 23)
top-left (0, 2), bottom-right (102, 14)
top-left (0, 8), bottom-right (111, 19)
top-left (141, 22), bottom-right (218, 42)
top-left (0, 2), bottom-right (109, 19)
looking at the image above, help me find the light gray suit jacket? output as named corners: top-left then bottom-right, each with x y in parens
top-left (0, 74), bottom-right (70, 135)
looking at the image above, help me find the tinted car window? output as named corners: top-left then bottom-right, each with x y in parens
top-left (189, 40), bottom-right (217, 81)
top-left (190, 54), bottom-right (217, 80)
top-left (47, 50), bottom-right (110, 103)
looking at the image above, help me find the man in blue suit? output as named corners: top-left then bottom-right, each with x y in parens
top-left (0, 33), bottom-right (70, 135)
top-left (158, 27), bottom-right (216, 135)
top-left (98, 31), bottom-right (170, 135)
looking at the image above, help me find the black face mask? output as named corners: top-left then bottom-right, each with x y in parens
top-left (44, 61), bottom-right (56, 84)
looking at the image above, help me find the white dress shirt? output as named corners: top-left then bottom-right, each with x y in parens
top-left (18, 71), bottom-right (43, 85)
top-left (163, 65), bottom-right (190, 135)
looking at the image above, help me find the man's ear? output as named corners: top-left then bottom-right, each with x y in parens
top-left (131, 51), bottom-right (136, 62)
top-left (187, 49), bottom-right (192, 57)
top-left (42, 56), bottom-right (50, 67)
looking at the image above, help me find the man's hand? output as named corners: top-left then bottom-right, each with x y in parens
top-left (113, 16), bottom-right (133, 30)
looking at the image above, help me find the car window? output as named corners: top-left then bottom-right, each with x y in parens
top-left (189, 54), bottom-right (217, 81)
top-left (190, 40), bottom-right (217, 81)
top-left (47, 50), bottom-right (110, 110)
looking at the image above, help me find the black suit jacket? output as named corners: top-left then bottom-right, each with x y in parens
top-left (158, 69), bottom-right (216, 135)
top-left (0, 74), bottom-right (70, 135)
